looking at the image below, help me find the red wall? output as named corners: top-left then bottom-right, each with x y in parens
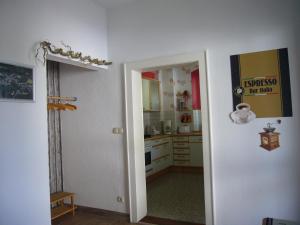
top-left (191, 69), bottom-right (201, 109)
top-left (142, 71), bottom-right (156, 79)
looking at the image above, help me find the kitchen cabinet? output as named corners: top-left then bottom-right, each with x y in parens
top-left (142, 78), bottom-right (160, 111)
top-left (173, 136), bottom-right (189, 142)
top-left (144, 136), bottom-right (172, 177)
top-left (189, 136), bottom-right (203, 166)
top-left (172, 135), bottom-right (203, 167)
top-left (173, 135), bottom-right (190, 166)
top-left (145, 134), bottom-right (202, 176)
top-left (152, 154), bottom-right (171, 173)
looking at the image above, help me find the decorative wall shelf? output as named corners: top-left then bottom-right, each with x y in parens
top-left (36, 41), bottom-right (111, 71)
top-left (47, 54), bottom-right (108, 71)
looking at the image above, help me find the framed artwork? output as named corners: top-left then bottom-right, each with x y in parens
top-left (230, 48), bottom-right (292, 118)
top-left (0, 62), bottom-right (35, 101)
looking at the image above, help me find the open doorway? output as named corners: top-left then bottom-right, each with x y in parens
top-left (141, 63), bottom-right (205, 224)
top-left (124, 52), bottom-right (214, 225)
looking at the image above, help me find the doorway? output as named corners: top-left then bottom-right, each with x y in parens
top-left (124, 52), bottom-right (214, 225)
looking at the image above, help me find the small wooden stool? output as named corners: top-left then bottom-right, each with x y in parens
top-left (50, 192), bottom-right (75, 220)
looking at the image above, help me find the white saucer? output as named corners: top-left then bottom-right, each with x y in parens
top-left (230, 110), bottom-right (256, 124)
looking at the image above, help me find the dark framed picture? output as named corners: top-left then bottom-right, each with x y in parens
top-left (0, 62), bottom-right (35, 101)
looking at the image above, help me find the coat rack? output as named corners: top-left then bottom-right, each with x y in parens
top-left (47, 96), bottom-right (78, 111)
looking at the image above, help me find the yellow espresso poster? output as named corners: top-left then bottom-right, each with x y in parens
top-left (230, 48), bottom-right (292, 118)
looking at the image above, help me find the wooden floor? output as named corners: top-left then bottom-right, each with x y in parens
top-left (52, 206), bottom-right (204, 225)
top-left (52, 206), bottom-right (138, 225)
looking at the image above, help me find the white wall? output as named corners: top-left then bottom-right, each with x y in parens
top-left (0, 0), bottom-right (107, 224)
top-left (106, 0), bottom-right (300, 224)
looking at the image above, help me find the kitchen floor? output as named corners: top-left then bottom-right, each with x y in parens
top-left (146, 172), bottom-right (205, 224)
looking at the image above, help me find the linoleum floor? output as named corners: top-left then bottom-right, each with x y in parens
top-left (146, 172), bottom-right (205, 224)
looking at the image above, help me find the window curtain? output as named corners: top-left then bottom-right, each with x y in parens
top-left (47, 61), bottom-right (63, 194)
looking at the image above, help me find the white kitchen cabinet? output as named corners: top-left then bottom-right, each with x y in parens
top-left (173, 148), bottom-right (190, 154)
top-left (146, 135), bottom-right (203, 173)
top-left (142, 79), bottom-right (151, 111)
top-left (173, 142), bottom-right (189, 148)
top-left (165, 153), bottom-right (172, 168)
top-left (145, 136), bottom-right (172, 176)
top-left (173, 160), bottom-right (191, 166)
top-left (189, 135), bottom-right (202, 143)
top-left (173, 135), bottom-right (203, 167)
top-left (142, 78), bottom-right (160, 111)
top-left (189, 135), bottom-right (203, 167)
top-left (173, 136), bottom-right (189, 142)
top-left (189, 143), bottom-right (203, 166)
top-left (152, 154), bottom-right (170, 173)
top-left (173, 135), bottom-right (190, 166)
top-left (173, 154), bottom-right (190, 160)
top-left (152, 158), bottom-right (162, 173)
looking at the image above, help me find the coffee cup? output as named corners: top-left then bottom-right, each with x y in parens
top-left (236, 103), bottom-right (250, 122)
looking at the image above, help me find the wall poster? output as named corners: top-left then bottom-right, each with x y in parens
top-left (230, 48), bottom-right (292, 118)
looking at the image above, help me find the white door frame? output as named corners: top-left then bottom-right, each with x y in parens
top-left (124, 51), bottom-right (214, 225)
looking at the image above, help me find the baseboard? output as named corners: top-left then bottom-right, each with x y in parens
top-left (76, 205), bottom-right (129, 217)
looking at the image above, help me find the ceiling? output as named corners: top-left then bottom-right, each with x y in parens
top-left (95, 0), bottom-right (137, 8)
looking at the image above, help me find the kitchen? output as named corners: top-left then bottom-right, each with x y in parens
top-left (142, 63), bottom-right (205, 224)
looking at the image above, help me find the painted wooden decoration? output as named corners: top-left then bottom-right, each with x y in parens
top-left (259, 131), bottom-right (280, 151)
top-left (259, 120), bottom-right (281, 151)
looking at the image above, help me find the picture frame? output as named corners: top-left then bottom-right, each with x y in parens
top-left (230, 48), bottom-right (292, 118)
top-left (0, 61), bottom-right (35, 102)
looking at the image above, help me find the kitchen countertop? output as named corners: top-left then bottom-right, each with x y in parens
top-left (173, 131), bottom-right (202, 136)
top-left (144, 132), bottom-right (202, 140)
top-left (144, 134), bottom-right (172, 140)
